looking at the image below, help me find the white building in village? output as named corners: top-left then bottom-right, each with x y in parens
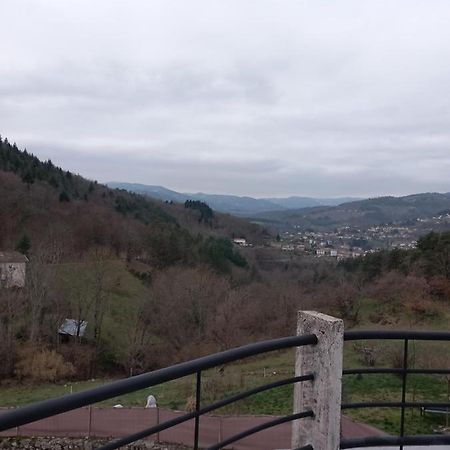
top-left (0, 251), bottom-right (28, 288)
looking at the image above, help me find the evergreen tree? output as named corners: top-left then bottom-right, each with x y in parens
top-left (16, 233), bottom-right (31, 255)
top-left (21, 171), bottom-right (35, 187)
top-left (59, 191), bottom-right (70, 202)
top-left (184, 200), bottom-right (214, 225)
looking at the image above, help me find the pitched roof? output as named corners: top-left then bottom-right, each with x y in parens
top-left (58, 319), bottom-right (88, 337)
top-left (0, 251), bottom-right (29, 263)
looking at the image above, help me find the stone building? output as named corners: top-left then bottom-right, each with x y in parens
top-left (0, 251), bottom-right (28, 288)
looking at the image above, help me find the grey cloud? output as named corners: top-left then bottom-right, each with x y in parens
top-left (1, 0), bottom-right (450, 197)
top-left (0, 61), bottom-right (277, 109)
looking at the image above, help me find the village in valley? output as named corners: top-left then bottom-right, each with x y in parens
top-left (234, 212), bottom-right (450, 260)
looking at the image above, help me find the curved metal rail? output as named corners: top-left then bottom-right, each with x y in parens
top-left (341, 330), bottom-right (450, 450)
top-left (1, 330), bottom-right (449, 450)
top-left (0, 334), bottom-right (318, 450)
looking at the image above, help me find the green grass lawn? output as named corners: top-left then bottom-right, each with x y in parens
top-left (0, 352), bottom-right (295, 411)
top-left (343, 372), bottom-right (450, 434)
top-left (1, 343), bottom-right (449, 435)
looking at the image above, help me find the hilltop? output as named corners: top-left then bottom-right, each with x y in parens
top-left (252, 193), bottom-right (450, 230)
top-left (108, 182), bottom-right (450, 234)
top-left (107, 181), bottom-right (359, 216)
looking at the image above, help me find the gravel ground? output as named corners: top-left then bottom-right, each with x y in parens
top-left (0, 437), bottom-right (191, 450)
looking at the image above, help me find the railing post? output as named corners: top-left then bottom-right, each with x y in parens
top-left (399, 338), bottom-right (409, 450)
top-left (218, 415), bottom-right (222, 444)
top-left (87, 405), bottom-right (92, 437)
top-left (194, 370), bottom-right (202, 450)
top-left (156, 406), bottom-right (160, 442)
top-left (292, 311), bottom-right (344, 450)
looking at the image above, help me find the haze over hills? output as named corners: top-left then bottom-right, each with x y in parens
top-left (107, 182), bottom-right (361, 216)
top-left (252, 192), bottom-right (450, 230)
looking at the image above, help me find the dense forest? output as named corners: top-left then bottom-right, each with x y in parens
top-left (1, 137), bottom-right (449, 385)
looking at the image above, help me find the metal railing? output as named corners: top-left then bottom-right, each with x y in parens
top-left (0, 334), bottom-right (318, 450)
top-left (0, 329), bottom-right (449, 449)
top-left (341, 330), bottom-right (450, 449)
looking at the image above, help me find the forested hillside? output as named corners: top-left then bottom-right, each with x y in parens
top-left (1, 137), bottom-right (449, 389)
top-left (337, 231), bottom-right (450, 326)
top-left (0, 138), bottom-right (267, 379)
top-left (0, 136), bottom-right (261, 270)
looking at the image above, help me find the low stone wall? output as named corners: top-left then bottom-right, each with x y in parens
top-left (0, 437), bottom-right (190, 450)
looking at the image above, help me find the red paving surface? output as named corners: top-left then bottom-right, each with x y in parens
top-left (0, 408), bottom-right (386, 449)
top-left (342, 415), bottom-right (387, 439)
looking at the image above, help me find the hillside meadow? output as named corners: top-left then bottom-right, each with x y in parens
top-left (1, 296), bottom-right (449, 435)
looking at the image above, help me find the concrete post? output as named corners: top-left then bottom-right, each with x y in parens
top-left (291, 311), bottom-right (344, 450)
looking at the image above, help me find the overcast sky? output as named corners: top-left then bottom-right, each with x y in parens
top-left (2, 0), bottom-right (450, 197)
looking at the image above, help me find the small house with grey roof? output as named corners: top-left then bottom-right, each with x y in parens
top-left (0, 251), bottom-right (28, 288)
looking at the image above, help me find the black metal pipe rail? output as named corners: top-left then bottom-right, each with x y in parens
top-left (0, 334), bottom-right (318, 450)
top-left (97, 374), bottom-right (314, 450)
top-left (344, 330), bottom-right (450, 341)
top-left (97, 409), bottom-right (198, 450)
top-left (344, 368), bottom-right (450, 375)
top-left (0, 334), bottom-right (317, 433)
top-left (205, 411), bottom-right (314, 450)
top-left (99, 409), bottom-right (316, 450)
top-left (342, 401), bottom-right (450, 410)
top-left (2, 329), bottom-right (449, 450)
top-left (342, 330), bottom-right (450, 450)
top-left (341, 435), bottom-right (450, 448)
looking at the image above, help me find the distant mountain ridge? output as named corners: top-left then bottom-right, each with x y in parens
top-left (252, 192), bottom-right (450, 230)
top-left (107, 182), bottom-right (360, 216)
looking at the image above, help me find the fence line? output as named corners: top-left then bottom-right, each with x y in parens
top-left (0, 407), bottom-right (293, 450)
top-left (0, 407), bottom-right (387, 450)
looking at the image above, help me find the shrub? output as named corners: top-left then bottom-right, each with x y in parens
top-left (353, 341), bottom-right (383, 367)
top-left (15, 345), bottom-right (75, 382)
top-left (389, 346), bottom-right (415, 376)
top-left (185, 395), bottom-right (196, 412)
top-left (57, 343), bottom-right (96, 380)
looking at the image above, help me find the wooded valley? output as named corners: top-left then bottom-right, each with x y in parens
top-left (1, 138), bottom-right (449, 387)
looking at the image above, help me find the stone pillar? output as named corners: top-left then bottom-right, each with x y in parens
top-left (291, 311), bottom-right (344, 450)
